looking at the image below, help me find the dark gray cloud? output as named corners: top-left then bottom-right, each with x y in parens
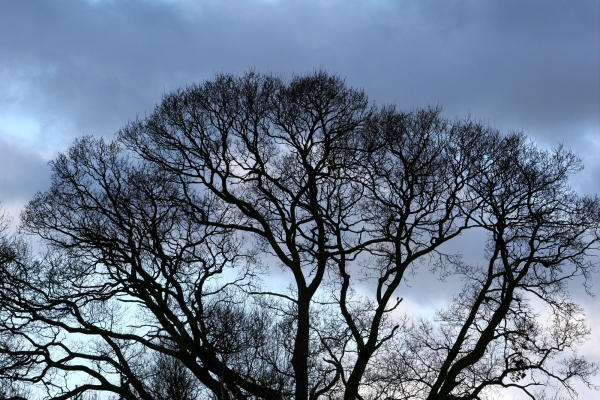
top-left (0, 139), bottom-right (51, 204)
top-left (1, 1), bottom-right (597, 141)
top-left (0, 0), bottom-right (598, 396)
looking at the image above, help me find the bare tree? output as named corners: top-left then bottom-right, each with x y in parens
top-left (0, 71), bottom-right (598, 400)
top-left (146, 346), bottom-right (201, 400)
top-left (0, 207), bottom-right (31, 400)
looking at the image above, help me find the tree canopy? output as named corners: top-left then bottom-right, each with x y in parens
top-left (1, 71), bottom-right (599, 400)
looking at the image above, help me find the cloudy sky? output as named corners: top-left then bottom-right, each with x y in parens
top-left (1, 0), bottom-right (599, 397)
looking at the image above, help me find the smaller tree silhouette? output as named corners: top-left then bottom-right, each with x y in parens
top-left (147, 348), bottom-right (201, 400)
top-left (0, 207), bottom-right (29, 400)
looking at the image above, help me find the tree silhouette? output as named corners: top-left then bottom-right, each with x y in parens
top-left (146, 346), bottom-right (201, 400)
top-left (0, 71), bottom-right (599, 399)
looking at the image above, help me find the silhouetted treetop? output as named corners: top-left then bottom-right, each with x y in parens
top-left (1, 71), bottom-right (599, 400)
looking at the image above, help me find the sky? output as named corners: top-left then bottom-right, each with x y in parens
top-left (0, 0), bottom-right (599, 398)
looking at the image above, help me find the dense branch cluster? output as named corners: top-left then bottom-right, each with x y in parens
top-left (0, 71), bottom-right (599, 400)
